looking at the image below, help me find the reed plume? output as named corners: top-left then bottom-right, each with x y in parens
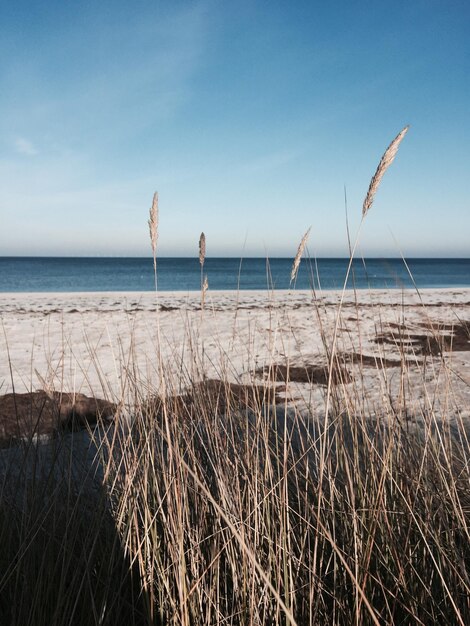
top-left (362, 126), bottom-right (409, 217)
top-left (199, 232), bottom-right (206, 267)
top-left (148, 192), bottom-right (159, 281)
top-left (290, 227), bottom-right (311, 286)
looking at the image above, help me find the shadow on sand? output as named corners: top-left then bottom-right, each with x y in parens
top-left (0, 392), bottom-right (159, 626)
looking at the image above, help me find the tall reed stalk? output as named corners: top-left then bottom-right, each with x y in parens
top-left (324, 125), bottom-right (409, 421)
top-left (199, 232), bottom-right (206, 310)
top-left (148, 191), bottom-right (159, 292)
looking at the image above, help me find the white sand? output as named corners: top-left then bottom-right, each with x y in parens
top-left (1, 289), bottom-right (470, 419)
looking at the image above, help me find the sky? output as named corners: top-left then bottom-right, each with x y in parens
top-left (0, 0), bottom-right (469, 257)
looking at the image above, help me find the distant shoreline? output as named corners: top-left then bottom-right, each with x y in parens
top-left (2, 287), bottom-right (470, 307)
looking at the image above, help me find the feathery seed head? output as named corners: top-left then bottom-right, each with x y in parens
top-left (199, 232), bottom-right (206, 266)
top-left (148, 192), bottom-right (159, 254)
top-left (290, 227), bottom-right (311, 285)
top-left (362, 126), bottom-right (409, 217)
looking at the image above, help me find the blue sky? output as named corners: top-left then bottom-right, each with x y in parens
top-left (1, 0), bottom-right (468, 257)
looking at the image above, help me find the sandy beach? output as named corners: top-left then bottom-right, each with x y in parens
top-left (1, 288), bottom-right (470, 423)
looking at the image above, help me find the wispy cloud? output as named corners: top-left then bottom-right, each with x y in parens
top-left (14, 137), bottom-right (38, 156)
top-left (241, 148), bottom-right (302, 174)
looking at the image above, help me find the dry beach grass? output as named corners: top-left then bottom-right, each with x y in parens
top-left (1, 127), bottom-right (470, 625)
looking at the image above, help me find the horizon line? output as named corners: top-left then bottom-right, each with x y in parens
top-left (1, 255), bottom-right (470, 260)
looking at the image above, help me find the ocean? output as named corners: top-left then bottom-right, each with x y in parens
top-left (0, 257), bottom-right (469, 292)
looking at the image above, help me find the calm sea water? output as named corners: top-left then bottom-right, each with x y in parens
top-left (0, 257), bottom-right (469, 292)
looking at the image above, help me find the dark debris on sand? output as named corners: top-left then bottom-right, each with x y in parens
top-left (145, 379), bottom-right (286, 419)
top-left (374, 320), bottom-right (470, 356)
top-left (254, 363), bottom-right (352, 386)
top-left (343, 352), bottom-right (410, 368)
top-left (0, 391), bottom-right (115, 448)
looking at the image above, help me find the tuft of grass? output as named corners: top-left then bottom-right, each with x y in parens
top-left (2, 293), bottom-right (470, 625)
